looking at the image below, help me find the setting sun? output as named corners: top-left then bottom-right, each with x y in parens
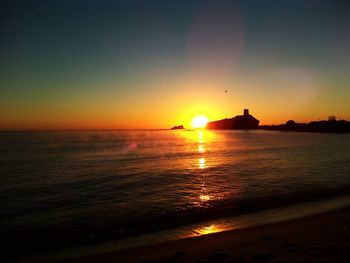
top-left (192, 116), bottom-right (209, 129)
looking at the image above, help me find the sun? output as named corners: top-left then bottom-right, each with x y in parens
top-left (192, 115), bottom-right (209, 129)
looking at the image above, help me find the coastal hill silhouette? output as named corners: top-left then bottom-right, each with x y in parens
top-left (260, 118), bottom-right (350, 133)
top-left (170, 110), bottom-right (350, 133)
top-left (207, 109), bottom-right (259, 130)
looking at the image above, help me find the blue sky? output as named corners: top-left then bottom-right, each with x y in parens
top-left (1, 0), bottom-right (350, 129)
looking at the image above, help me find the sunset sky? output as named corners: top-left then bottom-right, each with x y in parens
top-left (1, 0), bottom-right (350, 130)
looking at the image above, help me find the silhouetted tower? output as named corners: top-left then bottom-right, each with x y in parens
top-left (244, 109), bottom-right (249, 116)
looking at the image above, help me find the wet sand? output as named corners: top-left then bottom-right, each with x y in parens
top-left (60, 206), bottom-right (350, 263)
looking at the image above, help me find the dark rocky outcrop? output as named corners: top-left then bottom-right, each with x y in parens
top-left (171, 125), bottom-right (185, 130)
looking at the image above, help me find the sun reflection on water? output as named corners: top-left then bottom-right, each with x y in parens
top-left (197, 130), bottom-right (208, 205)
top-left (174, 129), bottom-right (222, 207)
top-left (199, 194), bottom-right (210, 201)
top-left (169, 129), bottom-right (241, 212)
top-left (192, 223), bottom-right (233, 236)
top-left (198, 157), bottom-right (206, 169)
top-left (198, 130), bottom-right (207, 169)
top-left (198, 130), bottom-right (203, 143)
top-left (198, 145), bottom-right (205, 153)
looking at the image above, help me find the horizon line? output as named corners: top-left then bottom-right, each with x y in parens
top-left (1, 116), bottom-right (349, 132)
top-left (0, 128), bottom-right (172, 132)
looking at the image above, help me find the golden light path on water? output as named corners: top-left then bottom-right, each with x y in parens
top-left (197, 130), bottom-right (208, 202)
top-left (176, 128), bottom-right (214, 202)
top-left (174, 128), bottom-right (237, 236)
top-left (198, 157), bottom-right (205, 169)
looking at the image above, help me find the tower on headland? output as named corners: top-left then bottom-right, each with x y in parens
top-left (206, 108), bottom-right (259, 129)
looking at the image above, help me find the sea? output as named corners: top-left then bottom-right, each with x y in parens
top-left (1, 130), bottom-right (350, 261)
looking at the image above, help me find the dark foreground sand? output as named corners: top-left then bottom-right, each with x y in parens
top-left (62, 207), bottom-right (350, 263)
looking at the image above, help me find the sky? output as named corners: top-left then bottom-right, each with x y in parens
top-left (1, 0), bottom-right (350, 129)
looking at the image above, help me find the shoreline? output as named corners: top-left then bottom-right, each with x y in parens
top-left (10, 185), bottom-right (350, 262)
top-left (60, 205), bottom-right (350, 263)
top-left (19, 194), bottom-right (350, 263)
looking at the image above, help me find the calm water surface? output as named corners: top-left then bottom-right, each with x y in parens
top-left (1, 130), bottom-right (350, 256)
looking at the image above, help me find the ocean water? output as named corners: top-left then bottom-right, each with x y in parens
top-left (1, 130), bottom-right (350, 258)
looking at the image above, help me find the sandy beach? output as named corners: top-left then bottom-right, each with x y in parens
top-left (58, 206), bottom-right (350, 263)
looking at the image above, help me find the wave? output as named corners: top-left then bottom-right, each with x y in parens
top-left (3, 184), bottom-right (350, 261)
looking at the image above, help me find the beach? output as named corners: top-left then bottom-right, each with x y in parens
top-left (60, 206), bottom-right (350, 263)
